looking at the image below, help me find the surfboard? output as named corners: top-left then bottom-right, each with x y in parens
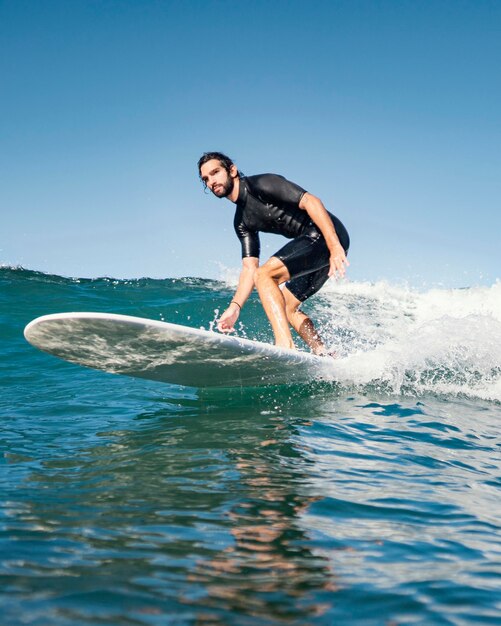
top-left (24, 312), bottom-right (336, 388)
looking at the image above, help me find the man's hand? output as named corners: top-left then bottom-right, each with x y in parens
top-left (217, 303), bottom-right (240, 333)
top-left (329, 243), bottom-right (349, 278)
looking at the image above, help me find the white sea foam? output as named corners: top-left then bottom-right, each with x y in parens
top-left (216, 263), bottom-right (240, 287)
top-left (217, 264), bottom-right (501, 400)
top-left (316, 280), bottom-right (501, 402)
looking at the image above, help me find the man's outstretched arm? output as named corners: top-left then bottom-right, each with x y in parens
top-left (217, 257), bottom-right (259, 333)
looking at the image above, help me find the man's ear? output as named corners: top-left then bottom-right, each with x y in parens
top-left (229, 164), bottom-right (238, 178)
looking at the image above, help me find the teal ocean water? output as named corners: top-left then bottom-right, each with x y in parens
top-left (1, 266), bottom-right (501, 625)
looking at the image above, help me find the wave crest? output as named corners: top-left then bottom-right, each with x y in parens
top-left (315, 281), bottom-right (501, 402)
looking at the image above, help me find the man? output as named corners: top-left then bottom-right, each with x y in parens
top-left (198, 151), bottom-right (350, 355)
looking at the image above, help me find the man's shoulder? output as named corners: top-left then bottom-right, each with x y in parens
top-left (244, 173), bottom-right (306, 204)
top-left (244, 173), bottom-right (291, 196)
top-left (245, 173), bottom-right (285, 187)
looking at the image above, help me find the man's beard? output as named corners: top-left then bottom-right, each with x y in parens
top-left (212, 175), bottom-right (234, 198)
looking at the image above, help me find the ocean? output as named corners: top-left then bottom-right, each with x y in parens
top-left (1, 266), bottom-right (500, 625)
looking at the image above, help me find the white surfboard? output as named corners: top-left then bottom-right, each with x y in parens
top-left (24, 312), bottom-right (336, 388)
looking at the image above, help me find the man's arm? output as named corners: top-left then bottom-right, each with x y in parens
top-left (217, 256), bottom-right (259, 333)
top-left (299, 193), bottom-right (349, 278)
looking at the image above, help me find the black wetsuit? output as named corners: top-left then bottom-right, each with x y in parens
top-left (234, 174), bottom-right (350, 301)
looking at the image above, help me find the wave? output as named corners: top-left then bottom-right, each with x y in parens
top-left (312, 281), bottom-right (501, 403)
top-left (0, 265), bottom-right (223, 289)
top-left (4, 266), bottom-right (501, 403)
top-left (217, 268), bottom-right (501, 402)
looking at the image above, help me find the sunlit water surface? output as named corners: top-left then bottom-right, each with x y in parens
top-left (1, 267), bottom-right (500, 625)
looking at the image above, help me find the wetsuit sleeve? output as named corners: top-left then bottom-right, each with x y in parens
top-left (234, 211), bottom-right (260, 258)
top-left (248, 174), bottom-right (307, 208)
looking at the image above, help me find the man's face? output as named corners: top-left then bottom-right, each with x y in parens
top-left (200, 159), bottom-right (235, 198)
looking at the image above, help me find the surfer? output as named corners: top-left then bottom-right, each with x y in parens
top-left (198, 152), bottom-right (350, 355)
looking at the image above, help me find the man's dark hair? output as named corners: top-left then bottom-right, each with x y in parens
top-left (197, 151), bottom-right (234, 175)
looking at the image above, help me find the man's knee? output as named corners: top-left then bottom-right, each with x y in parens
top-left (253, 265), bottom-right (267, 287)
top-left (254, 259), bottom-right (289, 286)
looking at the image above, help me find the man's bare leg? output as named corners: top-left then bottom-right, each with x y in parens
top-left (282, 287), bottom-right (329, 355)
top-left (253, 258), bottom-right (295, 349)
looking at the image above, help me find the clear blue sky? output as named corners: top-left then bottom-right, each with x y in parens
top-left (1, 0), bottom-right (500, 287)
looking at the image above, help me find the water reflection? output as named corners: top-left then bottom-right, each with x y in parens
top-left (185, 428), bottom-right (337, 622)
top-left (7, 388), bottom-right (337, 624)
